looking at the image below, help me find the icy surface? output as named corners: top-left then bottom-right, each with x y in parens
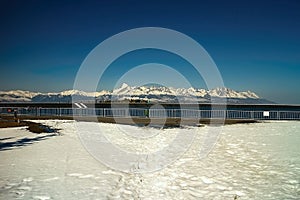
top-left (0, 120), bottom-right (299, 199)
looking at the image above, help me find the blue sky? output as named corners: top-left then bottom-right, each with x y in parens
top-left (0, 0), bottom-right (299, 103)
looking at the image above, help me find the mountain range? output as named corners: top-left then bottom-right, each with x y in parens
top-left (0, 83), bottom-right (274, 104)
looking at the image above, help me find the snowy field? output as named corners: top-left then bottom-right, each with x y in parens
top-left (0, 120), bottom-right (299, 199)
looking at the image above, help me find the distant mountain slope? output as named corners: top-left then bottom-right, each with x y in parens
top-left (0, 83), bottom-right (274, 104)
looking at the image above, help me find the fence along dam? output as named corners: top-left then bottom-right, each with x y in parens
top-left (1, 102), bottom-right (300, 121)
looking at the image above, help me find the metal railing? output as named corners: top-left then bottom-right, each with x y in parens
top-left (1, 107), bottom-right (300, 120)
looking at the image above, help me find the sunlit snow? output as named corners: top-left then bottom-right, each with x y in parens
top-left (0, 120), bottom-right (299, 199)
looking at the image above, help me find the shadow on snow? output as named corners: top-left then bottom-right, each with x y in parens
top-left (0, 133), bottom-right (58, 151)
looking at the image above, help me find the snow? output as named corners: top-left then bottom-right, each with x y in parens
top-left (208, 87), bottom-right (258, 99)
top-left (1, 120), bottom-right (299, 199)
top-left (0, 83), bottom-right (260, 102)
top-left (0, 90), bottom-right (40, 98)
top-left (59, 90), bottom-right (100, 97)
top-left (0, 95), bottom-right (32, 102)
top-left (110, 84), bottom-right (260, 99)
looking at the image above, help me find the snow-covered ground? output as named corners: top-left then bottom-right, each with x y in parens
top-left (0, 120), bottom-right (299, 199)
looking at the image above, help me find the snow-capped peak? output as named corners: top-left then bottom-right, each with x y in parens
top-left (59, 90), bottom-right (99, 97)
top-left (207, 87), bottom-right (259, 99)
top-left (0, 83), bottom-right (262, 103)
top-left (0, 90), bottom-right (40, 98)
top-left (108, 83), bottom-right (260, 99)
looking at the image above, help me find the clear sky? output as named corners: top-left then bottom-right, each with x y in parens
top-left (0, 0), bottom-right (299, 103)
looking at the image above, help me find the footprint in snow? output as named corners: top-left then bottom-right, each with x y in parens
top-left (78, 174), bottom-right (94, 179)
top-left (67, 173), bottom-right (94, 179)
top-left (22, 177), bottom-right (34, 182)
top-left (17, 186), bottom-right (32, 191)
top-left (43, 177), bottom-right (59, 182)
top-left (67, 173), bottom-right (83, 177)
top-left (33, 195), bottom-right (51, 200)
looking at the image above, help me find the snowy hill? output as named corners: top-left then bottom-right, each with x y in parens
top-left (0, 84), bottom-right (273, 104)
